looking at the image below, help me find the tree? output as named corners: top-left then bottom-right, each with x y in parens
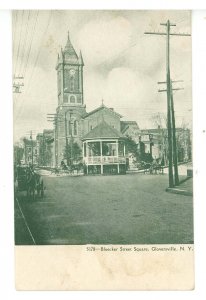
top-left (64, 140), bottom-right (82, 165)
top-left (124, 136), bottom-right (139, 160)
top-left (150, 113), bottom-right (192, 164)
top-left (150, 113), bottom-right (168, 165)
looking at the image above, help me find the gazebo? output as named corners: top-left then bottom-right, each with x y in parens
top-left (82, 121), bottom-right (126, 175)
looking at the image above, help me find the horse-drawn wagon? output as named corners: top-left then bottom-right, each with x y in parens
top-left (139, 161), bottom-right (164, 175)
top-left (14, 165), bottom-right (45, 199)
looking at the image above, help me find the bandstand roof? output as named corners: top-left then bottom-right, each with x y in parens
top-left (82, 121), bottom-right (124, 141)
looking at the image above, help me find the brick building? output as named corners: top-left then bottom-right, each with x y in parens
top-left (36, 130), bottom-right (54, 167)
top-left (23, 138), bottom-right (38, 165)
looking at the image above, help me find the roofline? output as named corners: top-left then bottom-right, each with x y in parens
top-left (83, 105), bottom-right (122, 119)
top-left (121, 121), bottom-right (138, 124)
top-left (121, 125), bottom-right (130, 134)
top-left (140, 127), bottom-right (190, 132)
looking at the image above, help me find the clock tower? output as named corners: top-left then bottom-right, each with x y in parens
top-left (55, 32), bottom-right (86, 166)
top-left (56, 31), bottom-right (84, 108)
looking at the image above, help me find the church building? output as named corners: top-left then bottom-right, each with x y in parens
top-left (54, 32), bottom-right (139, 174)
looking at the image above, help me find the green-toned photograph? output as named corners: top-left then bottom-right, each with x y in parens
top-left (13, 10), bottom-right (193, 246)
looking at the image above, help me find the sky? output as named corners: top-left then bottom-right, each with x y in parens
top-left (13, 10), bottom-right (192, 142)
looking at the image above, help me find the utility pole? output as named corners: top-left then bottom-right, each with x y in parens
top-left (69, 110), bottom-right (73, 165)
top-left (165, 20), bottom-right (174, 188)
top-left (158, 80), bottom-right (183, 186)
top-left (171, 81), bottom-right (179, 185)
top-left (145, 20), bottom-right (190, 188)
top-left (30, 130), bottom-right (33, 166)
top-left (149, 134), bottom-right (153, 157)
top-left (64, 111), bottom-right (69, 166)
top-left (47, 113), bottom-right (63, 168)
top-left (64, 110), bottom-right (73, 166)
top-left (24, 138), bottom-right (27, 164)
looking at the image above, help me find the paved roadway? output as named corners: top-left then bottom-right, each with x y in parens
top-left (15, 172), bottom-right (193, 245)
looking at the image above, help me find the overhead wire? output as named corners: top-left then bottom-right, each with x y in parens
top-left (18, 10), bottom-right (31, 77)
top-left (175, 17), bottom-right (187, 24)
top-left (23, 10), bottom-right (39, 78)
top-left (14, 10), bottom-right (41, 118)
top-left (14, 11), bottom-right (191, 132)
top-left (24, 10), bottom-right (53, 95)
top-left (98, 32), bottom-right (147, 67)
top-left (15, 10), bottom-right (53, 122)
top-left (12, 10), bottom-right (18, 54)
top-left (14, 10), bottom-right (24, 77)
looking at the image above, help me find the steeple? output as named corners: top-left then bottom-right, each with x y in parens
top-left (78, 50), bottom-right (84, 66)
top-left (55, 53), bottom-right (59, 69)
top-left (56, 30), bottom-right (85, 108)
top-left (64, 31), bottom-right (78, 63)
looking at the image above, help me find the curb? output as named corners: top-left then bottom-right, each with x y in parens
top-left (166, 187), bottom-right (193, 196)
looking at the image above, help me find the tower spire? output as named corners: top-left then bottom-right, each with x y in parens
top-left (56, 30), bottom-right (84, 107)
top-left (64, 30), bottom-right (78, 61)
top-left (78, 50), bottom-right (84, 66)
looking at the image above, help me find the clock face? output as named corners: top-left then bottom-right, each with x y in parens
top-left (69, 69), bottom-right (75, 76)
top-left (64, 69), bottom-right (77, 91)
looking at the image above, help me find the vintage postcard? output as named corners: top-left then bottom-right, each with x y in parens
top-left (13, 10), bottom-right (194, 290)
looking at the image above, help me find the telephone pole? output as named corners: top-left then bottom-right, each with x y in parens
top-left (158, 80), bottom-right (184, 186)
top-left (65, 110), bottom-right (73, 166)
top-left (64, 112), bottom-right (69, 166)
top-left (47, 113), bottom-right (63, 167)
top-left (171, 82), bottom-right (179, 186)
top-left (30, 130), bottom-right (34, 166)
top-left (145, 20), bottom-right (190, 188)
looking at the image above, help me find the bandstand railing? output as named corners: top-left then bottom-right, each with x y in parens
top-left (85, 156), bottom-right (126, 165)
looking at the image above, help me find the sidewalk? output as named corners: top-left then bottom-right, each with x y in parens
top-left (166, 177), bottom-right (193, 196)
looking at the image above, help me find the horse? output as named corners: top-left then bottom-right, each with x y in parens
top-left (35, 173), bottom-right (44, 197)
top-left (26, 169), bottom-right (44, 200)
top-left (153, 164), bottom-right (164, 175)
top-left (26, 170), bottom-right (36, 200)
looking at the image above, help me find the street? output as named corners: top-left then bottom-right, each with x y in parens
top-left (15, 172), bottom-right (193, 245)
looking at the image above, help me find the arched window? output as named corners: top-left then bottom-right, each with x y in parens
top-left (70, 76), bottom-right (74, 92)
top-left (74, 120), bottom-right (78, 136)
top-left (70, 95), bottom-right (75, 103)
